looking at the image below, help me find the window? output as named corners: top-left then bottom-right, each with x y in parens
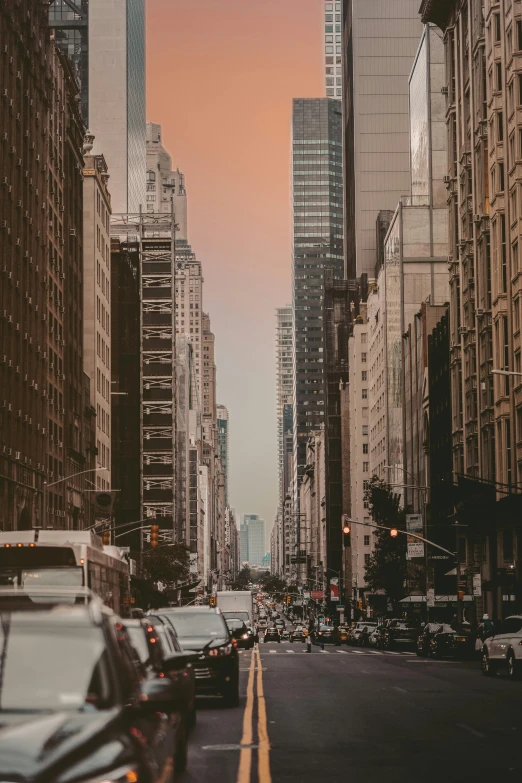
top-left (146, 170), bottom-right (156, 182)
top-left (494, 14), bottom-right (501, 43)
top-left (511, 187), bottom-right (517, 221)
top-left (363, 443), bottom-right (368, 454)
top-left (518, 19), bottom-right (522, 50)
top-left (499, 161), bottom-right (505, 192)
top-left (362, 371), bottom-right (367, 381)
top-left (515, 298), bottom-right (521, 332)
top-left (362, 388), bottom-right (368, 399)
top-left (497, 111), bottom-right (504, 142)
top-left (362, 425), bottom-right (368, 435)
top-left (499, 617), bottom-right (522, 634)
top-left (363, 462), bottom-right (369, 473)
top-left (516, 350), bottom-right (521, 374)
top-left (513, 240), bottom-right (519, 273)
top-left (361, 352), bottom-right (367, 363)
top-left (500, 213), bottom-right (507, 291)
top-left (361, 333), bottom-right (367, 344)
top-left (496, 62), bottom-right (502, 92)
top-left (364, 554), bottom-right (370, 565)
top-left (364, 535), bottom-right (370, 546)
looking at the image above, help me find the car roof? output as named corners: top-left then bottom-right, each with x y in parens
top-left (159, 606), bottom-right (222, 614)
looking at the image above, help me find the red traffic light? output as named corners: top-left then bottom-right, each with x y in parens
top-left (342, 523), bottom-right (351, 535)
top-left (390, 527), bottom-right (399, 538)
top-left (150, 524), bottom-right (159, 548)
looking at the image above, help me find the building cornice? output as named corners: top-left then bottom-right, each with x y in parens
top-left (419, 0), bottom-right (455, 31)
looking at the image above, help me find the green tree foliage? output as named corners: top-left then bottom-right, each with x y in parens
top-left (363, 477), bottom-right (409, 608)
top-left (231, 565), bottom-right (251, 590)
top-left (258, 573), bottom-right (286, 595)
top-left (142, 543), bottom-right (190, 589)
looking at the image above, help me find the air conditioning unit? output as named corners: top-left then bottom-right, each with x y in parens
top-left (476, 308), bottom-right (484, 316)
top-left (443, 175), bottom-right (451, 184)
top-left (441, 86), bottom-right (449, 95)
top-left (459, 326), bottom-right (468, 335)
top-left (0, 356), bottom-right (6, 364)
top-left (473, 214), bottom-right (482, 223)
top-left (15, 410), bottom-right (21, 418)
top-left (69, 229), bottom-right (76, 236)
top-left (14, 451), bottom-right (20, 460)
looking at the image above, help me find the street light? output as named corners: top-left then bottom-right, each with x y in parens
top-left (43, 467), bottom-right (109, 529)
top-left (492, 369), bottom-right (522, 377)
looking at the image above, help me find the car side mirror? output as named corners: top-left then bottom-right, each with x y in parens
top-left (139, 676), bottom-right (177, 713)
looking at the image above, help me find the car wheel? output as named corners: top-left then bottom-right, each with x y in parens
top-left (507, 651), bottom-right (520, 680)
top-left (174, 723), bottom-right (188, 775)
top-left (481, 649), bottom-right (496, 677)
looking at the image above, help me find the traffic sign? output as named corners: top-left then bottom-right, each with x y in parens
top-left (336, 605), bottom-right (345, 612)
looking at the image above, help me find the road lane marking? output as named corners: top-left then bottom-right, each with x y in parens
top-left (256, 647), bottom-right (272, 783)
top-left (269, 649), bottom-right (277, 654)
top-left (392, 686), bottom-right (407, 693)
top-left (457, 723), bottom-right (486, 739)
top-left (236, 646), bottom-right (256, 783)
top-left (336, 650), bottom-right (348, 654)
top-left (319, 649), bottom-right (329, 653)
top-left (286, 649), bottom-right (295, 653)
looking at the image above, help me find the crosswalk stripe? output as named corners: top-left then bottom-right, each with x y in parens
top-left (269, 650), bottom-right (277, 654)
top-left (336, 650), bottom-right (348, 654)
top-left (286, 649), bottom-right (295, 653)
top-left (319, 649), bottom-right (329, 653)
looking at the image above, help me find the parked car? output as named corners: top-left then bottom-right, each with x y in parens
top-left (482, 615), bottom-right (522, 679)
top-left (125, 618), bottom-right (198, 772)
top-left (0, 588), bottom-right (189, 783)
top-left (382, 619), bottom-right (419, 650)
top-left (429, 623), bottom-right (475, 659)
top-left (264, 627), bottom-right (281, 643)
top-left (416, 623), bottom-right (443, 657)
top-left (225, 617), bottom-right (255, 649)
top-left (151, 607), bottom-right (240, 706)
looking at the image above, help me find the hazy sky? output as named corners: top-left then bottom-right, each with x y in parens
top-left (147, 0), bottom-right (324, 543)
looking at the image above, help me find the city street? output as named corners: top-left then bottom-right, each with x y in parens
top-left (183, 642), bottom-right (522, 783)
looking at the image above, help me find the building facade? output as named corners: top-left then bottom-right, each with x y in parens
top-left (342, 0), bottom-right (423, 278)
top-left (276, 306), bottom-right (293, 506)
top-left (240, 514), bottom-right (266, 568)
top-left (292, 98), bottom-right (344, 495)
top-left (419, 0), bottom-right (522, 620)
top-left (82, 143), bottom-right (112, 494)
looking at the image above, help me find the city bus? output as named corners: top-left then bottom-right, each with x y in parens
top-left (0, 529), bottom-right (131, 615)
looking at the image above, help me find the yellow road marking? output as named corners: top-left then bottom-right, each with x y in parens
top-left (256, 647), bottom-right (272, 783)
top-left (236, 646), bottom-right (256, 783)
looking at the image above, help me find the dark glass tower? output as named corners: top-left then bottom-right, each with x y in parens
top-left (292, 98), bottom-right (344, 490)
top-left (49, 1), bottom-right (89, 126)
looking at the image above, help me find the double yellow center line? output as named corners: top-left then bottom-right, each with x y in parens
top-left (237, 645), bottom-right (272, 783)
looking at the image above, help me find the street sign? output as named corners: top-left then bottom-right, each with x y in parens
top-left (406, 514), bottom-right (424, 560)
top-left (311, 590), bottom-right (324, 600)
top-left (303, 591), bottom-right (310, 600)
top-left (473, 573), bottom-right (481, 597)
top-left (330, 577), bottom-right (339, 602)
top-left (336, 605), bottom-right (345, 612)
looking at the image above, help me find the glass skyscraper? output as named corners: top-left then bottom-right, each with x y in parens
top-left (292, 98), bottom-right (344, 487)
top-left (49, 0), bottom-right (146, 214)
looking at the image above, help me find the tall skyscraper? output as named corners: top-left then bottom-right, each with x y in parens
top-left (276, 306), bottom-right (293, 504)
top-left (240, 515), bottom-right (265, 568)
top-left (49, 0), bottom-right (146, 214)
top-left (292, 98), bottom-right (344, 490)
top-left (342, 0), bottom-right (422, 278)
top-left (324, 1), bottom-right (342, 99)
top-left (216, 405), bottom-right (229, 506)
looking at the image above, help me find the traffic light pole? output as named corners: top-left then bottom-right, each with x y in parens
top-left (342, 518), bottom-right (455, 557)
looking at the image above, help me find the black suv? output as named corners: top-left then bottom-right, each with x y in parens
top-left (151, 607), bottom-right (240, 706)
top-left (0, 588), bottom-right (192, 782)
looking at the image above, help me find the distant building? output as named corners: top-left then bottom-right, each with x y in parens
top-left (324, 1), bottom-right (342, 99)
top-left (217, 405), bottom-right (229, 506)
top-left (276, 306), bottom-right (293, 506)
top-left (261, 553), bottom-right (271, 570)
top-left (240, 515), bottom-right (265, 568)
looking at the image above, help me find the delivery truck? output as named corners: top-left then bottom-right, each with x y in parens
top-left (216, 590), bottom-right (257, 644)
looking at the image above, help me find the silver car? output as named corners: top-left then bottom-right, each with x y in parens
top-left (482, 615), bottom-right (522, 679)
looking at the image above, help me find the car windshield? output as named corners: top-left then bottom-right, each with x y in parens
top-left (163, 611), bottom-right (228, 639)
top-left (0, 612), bottom-right (114, 712)
top-left (226, 619), bottom-right (245, 630)
top-left (223, 611), bottom-right (249, 622)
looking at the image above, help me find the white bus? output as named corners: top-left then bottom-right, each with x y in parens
top-left (0, 529), bottom-right (131, 615)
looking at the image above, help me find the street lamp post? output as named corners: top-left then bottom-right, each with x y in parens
top-left (42, 467), bottom-right (109, 529)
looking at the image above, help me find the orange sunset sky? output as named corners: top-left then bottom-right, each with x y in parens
top-left (147, 0), bottom-right (324, 538)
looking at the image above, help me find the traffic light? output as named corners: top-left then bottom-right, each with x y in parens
top-left (102, 529), bottom-right (111, 546)
top-left (390, 527), bottom-right (399, 538)
top-left (150, 524), bottom-right (159, 549)
top-left (457, 590), bottom-right (465, 601)
top-left (209, 595), bottom-right (216, 607)
top-left (342, 518), bottom-right (351, 547)
top-left (357, 600), bottom-right (363, 610)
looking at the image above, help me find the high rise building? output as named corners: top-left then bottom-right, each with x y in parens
top-left (292, 98), bottom-right (344, 492)
top-left (276, 306), bottom-right (293, 503)
top-left (146, 123), bottom-right (187, 240)
top-left (240, 514), bottom-right (265, 568)
top-left (216, 405), bottom-right (229, 506)
top-left (324, 1), bottom-right (343, 99)
top-left (342, 0), bottom-right (422, 278)
top-left (49, 0), bottom-right (146, 214)
top-left (82, 141), bottom-right (112, 494)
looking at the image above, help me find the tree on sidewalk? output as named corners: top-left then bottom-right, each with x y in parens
top-left (363, 477), bottom-right (420, 610)
top-left (142, 543), bottom-right (190, 590)
top-left (231, 565), bottom-right (251, 590)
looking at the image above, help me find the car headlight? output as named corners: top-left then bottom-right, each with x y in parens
top-left (207, 643), bottom-right (233, 657)
top-left (81, 768), bottom-right (139, 783)
top-left (242, 634), bottom-right (249, 639)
